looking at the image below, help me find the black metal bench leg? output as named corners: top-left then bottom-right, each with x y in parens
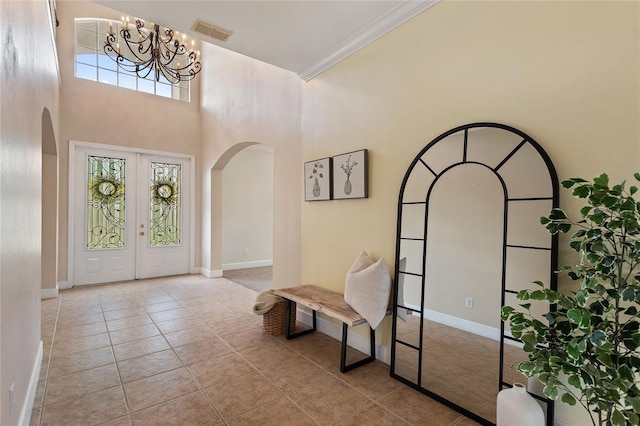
top-left (284, 299), bottom-right (316, 340)
top-left (340, 324), bottom-right (376, 373)
top-left (340, 323), bottom-right (349, 372)
top-left (370, 326), bottom-right (376, 358)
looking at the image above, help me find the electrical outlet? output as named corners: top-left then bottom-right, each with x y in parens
top-left (242, 248), bottom-right (248, 255)
top-left (465, 297), bottom-right (473, 308)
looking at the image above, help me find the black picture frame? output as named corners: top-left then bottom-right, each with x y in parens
top-left (332, 149), bottom-right (368, 199)
top-left (304, 157), bottom-right (332, 201)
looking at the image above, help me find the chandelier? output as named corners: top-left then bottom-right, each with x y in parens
top-left (104, 17), bottom-right (201, 84)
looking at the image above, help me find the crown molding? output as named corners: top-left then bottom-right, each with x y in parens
top-left (298, 0), bottom-right (439, 81)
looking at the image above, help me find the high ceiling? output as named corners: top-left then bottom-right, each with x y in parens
top-left (94, 1), bottom-right (439, 81)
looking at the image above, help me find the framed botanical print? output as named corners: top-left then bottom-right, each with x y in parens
top-left (332, 149), bottom-right (368, 199)
top-left (304, 157), bottom-right (332, 201)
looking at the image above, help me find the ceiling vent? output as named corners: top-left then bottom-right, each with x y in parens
top-left (191, 20), bottom-right (233, 42)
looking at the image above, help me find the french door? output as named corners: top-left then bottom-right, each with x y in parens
top-left (70, 143), bottom-right (192, 286)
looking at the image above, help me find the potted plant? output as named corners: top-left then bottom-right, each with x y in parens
top-left (501, 173), bottom-right (640, 426)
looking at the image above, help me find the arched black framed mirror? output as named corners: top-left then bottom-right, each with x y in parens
top-left (390, 123), bottom-right (559, 425)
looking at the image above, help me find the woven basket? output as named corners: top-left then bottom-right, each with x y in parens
top-left (263, 301), bottom-right (296, 335)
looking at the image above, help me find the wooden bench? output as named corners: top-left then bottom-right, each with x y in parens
top-left (273, 284), bottom-right (379, 373)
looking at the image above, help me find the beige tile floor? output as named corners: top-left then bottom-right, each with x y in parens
top-left (31, 275), bottom-right (479, 425)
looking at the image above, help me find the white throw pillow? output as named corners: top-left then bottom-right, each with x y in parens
top-left (344, 251), bottom-right (374, 303)
top-left (344, 251), bottom-right (391, 329)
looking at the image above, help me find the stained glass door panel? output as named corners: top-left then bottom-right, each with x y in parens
top-left (136, 155), bottom-right (190, 279)
top-left (149, 161), bottom-right (181, 246)
top-left (73, 147), bottom-right (136, 285)
top-left (87, 155), bottom-right (126, 249)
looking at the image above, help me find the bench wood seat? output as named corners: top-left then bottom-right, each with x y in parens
top-left (273, 284), bottom-right (367, 327)
top-left (273, 284), bottom-right (379, 373)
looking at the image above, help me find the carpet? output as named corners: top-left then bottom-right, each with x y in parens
top-left (223, 266), bottom-right (272, 293)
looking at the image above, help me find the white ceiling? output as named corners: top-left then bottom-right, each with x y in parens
top-left (94, 1), bottom-right (438, 81)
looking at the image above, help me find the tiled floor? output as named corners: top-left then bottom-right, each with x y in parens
top-left (31, 275), bottom-right (478, 425)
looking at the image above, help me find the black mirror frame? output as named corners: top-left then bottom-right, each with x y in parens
top-left (390, 122), bottom-right (559, 426)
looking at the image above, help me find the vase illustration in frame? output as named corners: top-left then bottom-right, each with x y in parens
top-left (304, 157), bottom-right (332, 201)
top-left (332, 149), bottom-right (368, 200)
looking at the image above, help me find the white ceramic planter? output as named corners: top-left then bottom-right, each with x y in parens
top-left (496, 382), bottom-right (545, 426)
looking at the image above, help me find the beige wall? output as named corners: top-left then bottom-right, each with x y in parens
top-left (423, 164), bottom-right (504, 328)
top-left (42, 153), bottom-right (58, 293)
top-left (42, 106), bottom-right (59, 294)
top-left (55, 0), bottom-right (203, 284)
top-left (301, 2), bottom-right (638, 423)
top-left (200, 43), bottom-right (302, 288)
top-left (0, 0), bottom-right (60, 423)
top-left (222, 146), bottom-right (274, 267)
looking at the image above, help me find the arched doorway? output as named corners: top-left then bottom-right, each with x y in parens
top-left (209, 142), bottom-right (274, 291)
top-left (41, 107), bottom-right (58, 298)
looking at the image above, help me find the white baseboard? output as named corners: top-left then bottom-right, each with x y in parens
top-left (200, 268), bottom-right (223, 278)
top-left (19, 341), bottom-right (43, 426)
top-left (296, 308), bottom-right (390, 364)
top-left (222, 260), bottom-right (273, 271)
top-left (404, 303), bottom-right (500, 341)
top-left (41, 284), bottom-right (58, 300)
top-left (57, 280), bottom-right (70, 290)
top-left (425, 309), bottom-right (500, 341)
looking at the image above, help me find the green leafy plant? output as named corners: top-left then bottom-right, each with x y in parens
top-left (501, 173), bottom-right (640, 426)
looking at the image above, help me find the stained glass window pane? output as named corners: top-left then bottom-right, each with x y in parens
top-left (87, 156), bottom-right (126, 249)
top-left (149, 162), bottom-right (181, 246)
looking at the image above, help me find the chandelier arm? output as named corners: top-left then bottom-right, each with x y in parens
top-left (157, 62), bottom-right (194, 84)
top-left (135, 61), bottom-right (156, 80)
top-left (157, 66), bottom-right (179, 84)
top-left (190, 61), bottom-right (202, 75)
top-left (160, 59), bottom-right (194, 76)
top-left (161, 48), bottom-right (198, 72)
top-left (104, 32), bottom-right (119, 58)
top-left (132, 22), bottom-right (154, 56)
top-left (160, 38), bottom-right (186, 57)
top-left (158, 27), bottom-right (176, 46)
top-left (159, 42), bottom-right (181, 66)
top-left (119, 29), bottom-right (152, 64)
top-left (105, 34), bottom-right (141, 73)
